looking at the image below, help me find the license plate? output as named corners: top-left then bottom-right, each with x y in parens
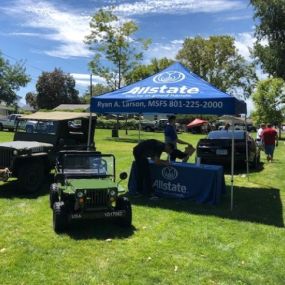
top-left (216, 149), bottom-right (228, 155)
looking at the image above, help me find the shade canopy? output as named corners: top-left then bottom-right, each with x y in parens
top-left (218, 115), bottom-right (245, 124)
top-left (20, 111), bottom-right (95, 121)
top-left (90, 62), bottom-right (246, 116)
top-left (187, 118), bottom-right (208, 128)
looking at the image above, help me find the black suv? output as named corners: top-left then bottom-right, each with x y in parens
top-left (0, 111), bottom-right (96, 193)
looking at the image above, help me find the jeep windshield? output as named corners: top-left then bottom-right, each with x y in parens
top-left (61, 153), bottom-right (115, 178)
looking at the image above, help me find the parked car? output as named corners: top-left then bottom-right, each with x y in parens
top-left (50, 150), bottom-right (131, 233)
top-left (246, 124), bottom-right (257, 132)
top-left (0, 111), bottom-right (96, 193)
top-left (196, 130), bottom-right (260, 168)
top-left (140, 120), bottom-right (157, 131)
top-left (218, 124), bottom-right (256, 132)
top-left (0, 114), bottom-right (22, 131)
top-left (140, 119), bottom-right (180, 132)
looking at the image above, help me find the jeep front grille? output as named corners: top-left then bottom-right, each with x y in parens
top-left (85, 189), bottom-right (108, 208)
top-left (0, 149), bottom-right (13, 168)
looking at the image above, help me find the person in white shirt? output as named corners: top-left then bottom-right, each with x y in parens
top-left (256, 123), bottom-right (265, 147)
top-left (257, 123), bottom-right (265, 140)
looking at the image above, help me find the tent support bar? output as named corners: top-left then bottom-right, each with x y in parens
top-left (87, 73), bottom-right (93, 151)
top-left (245, 116), bottom-right (249, 180)
top-left (230, 118), bottom-right (235, 211)
top-left (138, 115), bottom-right (141, 142)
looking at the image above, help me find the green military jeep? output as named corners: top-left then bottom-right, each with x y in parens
top-left (50, 150), bottom-right (132, 233)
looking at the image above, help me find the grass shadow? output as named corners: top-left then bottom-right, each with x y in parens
top-left (66, 220), bottom-right (136, 240)
top-left (129, 185), bottom-right (284, 228)
top-left (223, 162), bottom-right (265, 174)
top-left (0, 174), bottom-right (53, 199)
top-left (107, 137), bottom-right (139, 144)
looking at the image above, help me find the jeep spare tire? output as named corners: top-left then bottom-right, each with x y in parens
top-left (18, 161), bottom-right (44, 193)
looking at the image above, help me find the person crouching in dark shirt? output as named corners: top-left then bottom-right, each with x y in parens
top-left (133, 139), bottom-right (174, 196)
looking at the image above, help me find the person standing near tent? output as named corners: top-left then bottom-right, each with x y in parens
top-left (261, 123), bottom-right (278, 162)
top-left (133, 139), bottom-right (174, 197)
top-left (164, 115), bottom-right (195, 162)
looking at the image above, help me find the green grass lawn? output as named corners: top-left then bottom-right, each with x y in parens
top-left (0, 129), bottom-right (284, 285)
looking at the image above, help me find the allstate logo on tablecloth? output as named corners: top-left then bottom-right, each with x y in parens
top-left (162, 166), bottom-right (178, 180)
top-left (153, 71), bottom-right (185, 84)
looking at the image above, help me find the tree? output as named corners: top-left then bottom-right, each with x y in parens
top-left (176, 36), bottom-right (257, 99)
top-left (0, 53), bottom-right (30, 105)
top-left (81, 83), bottom-right (112, 103)
top-left (25, 92), bottom-right (38, 109)
top-left (251, 0), bottom-right (285, 79)
top-left (85, 8), bottom-right (151, 90)
top-left (252, 78), bottom-right (285, 128)
top-left (125, 58), bottom-right (174, 85)
top-left (85, 8), bottom-right (151, 136)
top-left (36, 68), bottom-right (80, 109)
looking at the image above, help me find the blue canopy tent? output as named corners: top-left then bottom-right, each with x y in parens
top-left (90, 62), bottom-right (247, 210)
top-left (91, 62), bottom-right (246, 115)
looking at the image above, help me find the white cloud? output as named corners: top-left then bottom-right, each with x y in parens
top-left (71, 73), bottom-right (106, 88)
top-left (234, 32), bottom-right (255, 61)
top-left (2, 0), bottom-right (92, 58)
top-left (217, 14), bottom-right (252, 22)
top-left (112, 0), bottom-right (245, 16)
top-left (144, 39), bottom-right (183, 62)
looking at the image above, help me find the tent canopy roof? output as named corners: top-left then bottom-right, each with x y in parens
top-left (20, 111), bottom-right (95, 121)
top-left (91, 62), bottom-right (246, 116)
top-left (187, 118), bottom-right (208, 128)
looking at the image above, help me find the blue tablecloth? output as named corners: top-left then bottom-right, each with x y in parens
top-left (128, 161), bottom-right (226, 205)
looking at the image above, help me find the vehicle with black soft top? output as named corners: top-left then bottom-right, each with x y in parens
top-left (50, 150), bottom-right (131, 233)
top-left (0, 111), bottom-right (96, 193)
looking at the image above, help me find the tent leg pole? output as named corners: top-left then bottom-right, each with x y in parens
top-left (138, 115), bottom-right (141, 142)
top-left (245, 116), bottom-right (249, 181)
top-left (231, 119), bottom-right (235, 211)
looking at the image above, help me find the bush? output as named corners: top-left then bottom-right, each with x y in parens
top-left (96, 118), bottom-right (139, 130)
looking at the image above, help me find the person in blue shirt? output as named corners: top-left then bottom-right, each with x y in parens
top-left (164, 115), bottom-right (195, 162)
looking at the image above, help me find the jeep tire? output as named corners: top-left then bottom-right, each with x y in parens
top-left (251, 154), bottom-right (260, 169)
top-left (18, 161), bottom-right (44, 193)
top-left (116, 196), bottom-right (132, 227)
top-left (53, 202), bottom-right (68, 233)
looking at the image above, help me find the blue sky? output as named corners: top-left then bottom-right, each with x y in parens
top-left (0, 0), bottom-right (257, 109)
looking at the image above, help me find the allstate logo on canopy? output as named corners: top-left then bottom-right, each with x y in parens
top-left (162, 166), bottom-right (178, 181)
top-left (153, 71), bottom-right (185, 84)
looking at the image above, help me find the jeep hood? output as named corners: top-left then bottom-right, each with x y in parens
top-left (66, 178), bottom-right (117, 190)
top-left (0, 141), bottom-right (53, 149)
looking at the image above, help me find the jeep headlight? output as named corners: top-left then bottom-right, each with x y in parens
top-left (13, 150), bottom-right (18, 156)
top-left (109, 189), bottom-right (116, 197)
top-left (77, 191), bottom-right (84, 198)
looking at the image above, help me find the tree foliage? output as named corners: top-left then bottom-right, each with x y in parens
top-left (252, 78), bottom-right (285, 125)
top-left (35, 68), bottom-right (80, 109)
top-left (85, 8), bottom-right (151, 89)
top-left (176, 36), bottom-right (257, 99)
top-left (81, 83), bottom-right (112, 103)
top-left (0, 53), bottom-right (30, 105)
top-left (25, 92), bottom-right (38, 110)
top-left (251, 0), bottom-right (285, 79)
top-left (125, 58), bottom-right (174, 85)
